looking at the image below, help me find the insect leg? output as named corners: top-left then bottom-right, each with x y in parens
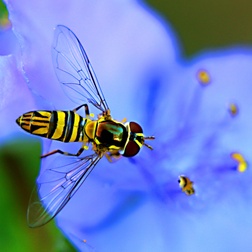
top-left (73, 104), bottom-right (90, 116)
top-left (105, 151), bottom-right (121, 162)
top-left (41, 146), bottom-right (85, 158)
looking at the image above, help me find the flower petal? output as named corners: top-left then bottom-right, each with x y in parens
top-left (0, 54), bottom-right (36, 141)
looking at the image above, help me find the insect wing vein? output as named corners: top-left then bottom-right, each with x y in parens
top-left (52, 25), bottom-right (109, 112)
top-left (27, 153), bottom-right (101, 227)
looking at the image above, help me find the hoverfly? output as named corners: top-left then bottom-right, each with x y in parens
top-left (178, 175), bottom-right (195, 195)
top-left (16, 25), bottom-right (154, 227)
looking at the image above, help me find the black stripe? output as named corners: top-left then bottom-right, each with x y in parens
top-left (35, 111), bottom-right (50, 118)
top-left (47, 111), bottom-right (57, 139)
top-left (75, 116), bottom-right (84, 142)
top-left (58, 111), bottom-right (68, 141)
top-left (30, 124), bottom-right (48, 137)
top-left (27, 119), bottom-right (49, 124)
top-left (23, 114), bottom-right (32, 119)
top-left (64, 111), bottom-right (75, 142)
top-left (183, 177), bottom-right (188, 187)
top-left (59, 111), bottom-right (69, 141)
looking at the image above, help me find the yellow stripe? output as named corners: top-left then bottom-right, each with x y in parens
top-left (32, 121), bottom-right (48, 127)
top-left (37, 111), bottom-right (51, 120)
top-left (33, 127), bottom-right (49, 135)
top-left (51, 111), bottom-right (65, 140)
top-left (69, 115), bottom-right (80, 142)
top-left (21, 124), bottom-right (30, 131)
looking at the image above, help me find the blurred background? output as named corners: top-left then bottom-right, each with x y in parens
top-left (1, 0), bottom-right (252, 251)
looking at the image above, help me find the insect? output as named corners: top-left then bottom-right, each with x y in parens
top-left (16, 25), bottom-right (154, 227)
top-left (178, 175), bottom-right (195, 195)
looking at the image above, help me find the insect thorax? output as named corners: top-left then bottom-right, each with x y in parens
top-left (85, 119), bottom-right (127, 150)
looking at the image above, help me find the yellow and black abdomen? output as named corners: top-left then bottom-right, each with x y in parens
top-left (16, 110), bottom-right (85, 142)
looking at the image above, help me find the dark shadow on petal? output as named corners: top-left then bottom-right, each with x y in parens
top-left (81, 191), bottom-right (147, 233)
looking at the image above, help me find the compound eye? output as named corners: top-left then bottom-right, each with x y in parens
top-left (123, 141), bottom-right (140, 157)
top-left (129, 122), bottom-right (143, 133)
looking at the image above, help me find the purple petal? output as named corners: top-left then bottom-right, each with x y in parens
top-left (4, 0), bottom-right (252, 251)
top-left (0, 55), bottom-right (36, 141)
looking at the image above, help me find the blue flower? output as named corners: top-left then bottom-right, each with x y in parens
top-left (2, 0), bottom-right (252, 251)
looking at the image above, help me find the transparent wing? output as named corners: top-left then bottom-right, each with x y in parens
top-left (27, 153), bottom-right (102, 228)
top-left (52, 25), bottom-right (109, 112)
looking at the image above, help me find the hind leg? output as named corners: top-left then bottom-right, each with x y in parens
top-left (41, 145), bottom-right (88, 158)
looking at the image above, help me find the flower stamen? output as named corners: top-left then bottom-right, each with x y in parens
top-left (231, 152), bottom-right (248, 172)
top-left (197, 69), bottom-right (211, 86)
top-left (228, 103), bottom-right (239, 117)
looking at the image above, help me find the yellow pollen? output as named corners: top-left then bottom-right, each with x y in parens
top-left (231, 152), bottom-right (248, 172)
top-left (121, 118), bottom-right (127, 123)
top-left (197, 69), bottom-right (211, 85)
top-left (229, 103), bottom-right (238, 116)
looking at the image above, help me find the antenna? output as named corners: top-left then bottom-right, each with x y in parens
top-left (143, 136), bottom-right (155, 150)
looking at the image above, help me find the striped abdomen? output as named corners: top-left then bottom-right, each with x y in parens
top-left (16, 110), bottom-right (86, 142)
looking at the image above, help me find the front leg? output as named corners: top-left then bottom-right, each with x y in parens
top-left (105, 151), bottom-right (121, 162)
top-left (73, 104), bottom-right (90, 116)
